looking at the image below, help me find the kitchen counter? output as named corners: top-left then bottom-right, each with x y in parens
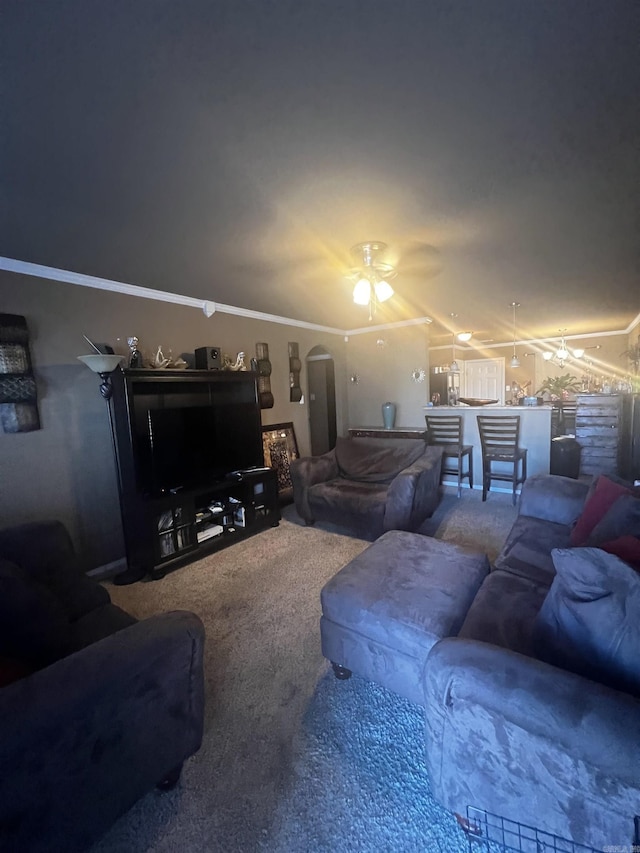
top-left (423, 404), bottom-right (553, 493)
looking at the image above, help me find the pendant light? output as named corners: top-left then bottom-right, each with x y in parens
top-left (449, 313), bottom-right (460, 372)
top-left (510, 302), bottom-right (520, 368)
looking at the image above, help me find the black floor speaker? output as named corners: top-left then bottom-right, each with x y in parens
top-left (194, 346), bottom-right (222, 370)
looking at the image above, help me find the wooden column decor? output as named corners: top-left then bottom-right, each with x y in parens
top-left (0, 314), bottom-right (40, 433)
top-left (288, 342), bottom-right (302, 402)
top-left (256, 342), bottom-right (274, 409)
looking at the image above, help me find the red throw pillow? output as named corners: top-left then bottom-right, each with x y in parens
top-left (599, 536), bottom-right (640, 571)
top-left (570, 475), bottom-right (631, 546)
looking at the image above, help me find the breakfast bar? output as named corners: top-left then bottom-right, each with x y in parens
top-left (423, 405), bottom-right (553, 493)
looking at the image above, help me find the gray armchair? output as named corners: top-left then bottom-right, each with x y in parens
top-left (290, 436), bottom-right (443, 539)
top-left (0, 520), bottom-right (205, 853)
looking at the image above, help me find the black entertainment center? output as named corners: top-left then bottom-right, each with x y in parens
top-left (109, 368), bottom-right (280, 582)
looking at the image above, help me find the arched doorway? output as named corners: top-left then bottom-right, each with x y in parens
top-left (306, 346), bottom-right (337, 456)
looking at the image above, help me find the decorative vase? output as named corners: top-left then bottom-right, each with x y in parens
top-left (382, 401), bottom-right (396, 430)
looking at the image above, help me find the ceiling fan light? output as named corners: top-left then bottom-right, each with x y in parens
top-left (374, 279), bottom-right (394, 302)
top-left (457, 331), bottom-right (473, 342)
top-left (353, 278), bottom-right (371, 305)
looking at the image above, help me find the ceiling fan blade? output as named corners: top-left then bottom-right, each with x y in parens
top-left (393, 241), bottom-right (443, 280)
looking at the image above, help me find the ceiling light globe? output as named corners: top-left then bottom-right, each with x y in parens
top-left (457, 331), bottom-right (473, 342)
top-left (543, 351), bottom-right (553, 361)
top-left (374, 280), bottom-right (394, 302)
top-left (573, 348), bottom-right (585, 359)
top-left (557, 347), bottom-right (569, 361)
top-left (510, 355), bottom-right (520, 368)
top-left (353, 278), bottom-right (371, 306)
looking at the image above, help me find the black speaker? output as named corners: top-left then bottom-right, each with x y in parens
top-left (194, 346), bottom-right (222, 370)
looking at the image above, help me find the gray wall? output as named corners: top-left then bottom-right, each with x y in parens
top-left (0, 271), bottom-right (347, 570)
top-left (345, 325), bottom-right (431, 428)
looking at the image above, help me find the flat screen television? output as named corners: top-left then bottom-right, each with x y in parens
top-left (133, 381), bottom-right (263, 496)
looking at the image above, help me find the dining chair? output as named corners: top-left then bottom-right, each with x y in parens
top-left (558, 401), bottom-right (578, 435)
top-left (476, 415), bottom-right (527, 505)
top-left (425, 415), bottom-right (473, 498)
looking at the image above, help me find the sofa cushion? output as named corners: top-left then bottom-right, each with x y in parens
top-left (534, 547), bottom-right (640, 696)
top-left (493, 515), bottom-right (572, 586)
top-left (0, 558), bottom-right (73, 667)
top-left (458, 569), bottom-right (550, 657)
top-left (334, 436), bottom-right (425, 484)
top-left (308, 479), bottom-right (388, 540)
top-left (570, 475), bottom-right (632, 546)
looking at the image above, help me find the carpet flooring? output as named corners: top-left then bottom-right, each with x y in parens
top-left (91, 487), bottom-right (517, 853)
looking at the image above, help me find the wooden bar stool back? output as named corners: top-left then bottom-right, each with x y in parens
top-left (476, 414), bottom-right (527, 505)
top-left (425, 415), bottom-right (473, 498)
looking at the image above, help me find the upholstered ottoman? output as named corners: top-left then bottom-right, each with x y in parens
top-left (320, 530), bottom-right (489, 705)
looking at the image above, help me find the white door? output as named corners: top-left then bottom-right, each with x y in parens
top-left (463, 359), bottom-right (505, 404)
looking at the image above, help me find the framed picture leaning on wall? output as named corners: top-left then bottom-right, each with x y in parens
top-left (261, 422), bottom-right (299, 502)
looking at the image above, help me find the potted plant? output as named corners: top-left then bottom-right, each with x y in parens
top-left (621, 335), bottom-right (640, 376)
top-left (536, 373), bottom-right (581, 401)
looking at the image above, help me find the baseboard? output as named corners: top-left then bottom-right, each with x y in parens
top-left (440, 478), bottom-right (521, 496)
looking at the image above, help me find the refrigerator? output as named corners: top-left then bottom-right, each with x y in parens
top-left (429, 368), bottom-right (461, 406)
top-left (620, 393), bottom-right (640, 483)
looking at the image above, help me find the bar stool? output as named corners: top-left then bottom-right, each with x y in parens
top-left (476, 415), bottom-right (527, 505)
top-left (425, 415), bottom-right (473, 498)
top-left (559, 402), bottom-right (577, 435)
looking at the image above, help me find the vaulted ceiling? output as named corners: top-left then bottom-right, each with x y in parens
top-left (2, 1), bottom-right (638, 344)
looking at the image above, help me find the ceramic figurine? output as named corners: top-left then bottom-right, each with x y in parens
top-left (154, 346), bottom-right (171, 369)
top-left (223, 352), bottom-right (247, 371)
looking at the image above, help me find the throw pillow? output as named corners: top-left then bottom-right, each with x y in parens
top-left (586, 492), bottom-right (640, 543)
top-left (598, 535), bottom-right (640, 570)
top-left (569, 475), bottom-right (631, 546)
top-left (533, 547), bottom-right (640, 696)
top-left (0, 558), bottom-right (72, 667)
top-left (585, 493), bottom-right (640, 569)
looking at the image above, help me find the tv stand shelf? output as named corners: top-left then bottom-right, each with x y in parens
top-left (109, 368), bottom-right (280, 581)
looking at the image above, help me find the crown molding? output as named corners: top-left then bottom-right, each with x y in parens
top-left (2, 256), bottom-right (633, 341)
top-left (0, 256), bottom-right (345, 334)
top-left (0, 256), bottom-right (433, 336)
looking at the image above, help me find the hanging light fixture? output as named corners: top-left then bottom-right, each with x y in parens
top-left (543, 332), bottom-right (600, 367)
top-left (457, 331), bottom-right (473, 342)
top-left (542, 329), bottom-right (571, 367)
top-left (510, 302), bottom-right (520, 368)
top-left (573, 344), bottom-right (601, 360)
top-left (349, 241), bottom-right (396, 320)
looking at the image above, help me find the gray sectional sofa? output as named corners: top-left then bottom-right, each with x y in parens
top-left (423, 473), bottom-right (640, 849)
top-left (321, 470), bottom-right (640, 847)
